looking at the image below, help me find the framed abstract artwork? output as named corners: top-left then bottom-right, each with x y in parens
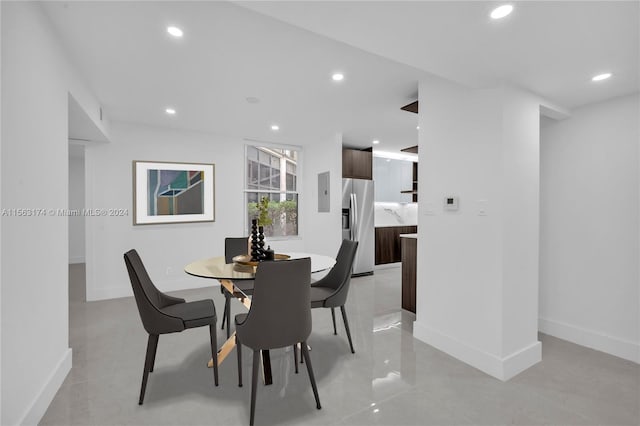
top-left (133, 161), bottom-right (215, 225)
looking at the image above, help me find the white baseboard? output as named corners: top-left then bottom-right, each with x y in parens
top-left (20, 348), bottom-right (72, 426)
top-left (502, 341), bottom-right (542, 379)
top-left (68, 256), bottom-right (85, 264)
top-left (87, 279), bottom-right (218, 301)
top-left (539, 317), bottom-right (640, 364)
top-left (413, 322), bottom-right (541, 381)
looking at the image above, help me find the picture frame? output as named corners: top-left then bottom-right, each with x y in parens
top-left (133, 161), bottom-right (215, 225)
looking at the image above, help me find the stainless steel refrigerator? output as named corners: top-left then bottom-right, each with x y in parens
top-left (342, 178), bottom-right (374, 276)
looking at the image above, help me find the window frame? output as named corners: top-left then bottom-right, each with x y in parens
top-left (243, 142), bottom-right (302, 240)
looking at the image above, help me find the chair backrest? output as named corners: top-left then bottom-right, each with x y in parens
top-left (124, 249), bottom-right (183, 334)
top-left (225, 237), bottom-right (248, 263)
top-left (318, 239), bottom-right (358, 307)
top-left (236, 258), bottom-right (311, 350)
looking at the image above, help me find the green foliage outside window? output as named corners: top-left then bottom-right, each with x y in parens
top-left (257, 196), bottom-right (273, 227)
top-left (247, 198), bottom-right (298, 237)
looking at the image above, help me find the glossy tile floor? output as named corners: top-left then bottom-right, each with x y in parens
top-left (42, 264), bottom-right (639, 425)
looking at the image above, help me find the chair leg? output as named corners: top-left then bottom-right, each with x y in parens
top-left (237, 335), bottom-right (243, 387)
top-left (250, 350), bottom-right (260, 426)
top-left (340, 305), bottom-right (355, 354)
top-left (300, 340), bottom-right (321, 410)
top-left (149, 333), bottom-right (159, 373)
top-left (331, 307), bottom-right (337, 335)
top-left (221, 293), bottom-right (230, 330)
top-left (226, 298), bottom-right (232, 338)
top-left (209, 324), bottom-right (219, 386)
top-left (293, 344), bottom-right (299, 374)
top-left (139, 334), bottom-right (158, 405)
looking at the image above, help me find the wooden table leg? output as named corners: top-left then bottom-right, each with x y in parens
top-left (208, 331), bottom-right (237, 367)
top-left (261, 350), bottom-right (273, 385)
top-left (208, 280), bottom-right (273, 385)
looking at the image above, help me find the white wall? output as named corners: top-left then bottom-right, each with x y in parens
top-left (69, 150), bottom-right (85, 263)
top-left (301, 133), bottom-right (343, 257)
top-left (540, 93), bottom-right (640, 363)
top-left (85, 122), bottom-right (341, 301)
top-left (500, 88), bottom-right (541, 358)
top-left (0, 2), bottom-right (3, 423)
top-left (414, 78), bottom-right (542, 380)
top-left (1, 3), bottom-right (107, 424)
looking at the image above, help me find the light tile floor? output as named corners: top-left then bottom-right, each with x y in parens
top-left (41, 264), bottom-right (639, 425)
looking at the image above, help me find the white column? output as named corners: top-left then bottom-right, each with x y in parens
top-left (413, 77), bottom-right (542, 380)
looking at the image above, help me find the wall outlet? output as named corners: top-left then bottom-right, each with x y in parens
top-left (166, 266), bottom-right (173, 276)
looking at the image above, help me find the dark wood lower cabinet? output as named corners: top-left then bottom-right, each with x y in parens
top-left (375, 226), bottom-right (417, 264)
top-left (401, 237), bottom-right (417, 313)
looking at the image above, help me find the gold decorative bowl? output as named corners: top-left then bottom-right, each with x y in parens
top-left (232, 254), bottom-right (291, 267)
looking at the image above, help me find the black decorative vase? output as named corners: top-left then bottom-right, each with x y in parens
top-left (257, 226), bottom-right (266, 260)
top-left (250, 219), bottom-right (260, 261)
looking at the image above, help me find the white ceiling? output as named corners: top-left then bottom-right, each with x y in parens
top-left (239, 1), bottom-right (639, 109)
top-left (44, 1), bottom-right (423, 152)
top-left (44, 1), bottom-right (638, 153)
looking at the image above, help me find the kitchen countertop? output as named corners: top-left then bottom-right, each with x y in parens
top-left (375, 224), bottom-right (418, 228)
top-left (399, 233), bottom-right (417, 239)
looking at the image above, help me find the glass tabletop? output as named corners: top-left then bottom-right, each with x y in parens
top-left (184, 252), bottom-right (336, 281)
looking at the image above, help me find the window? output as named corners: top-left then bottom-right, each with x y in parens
top-left (245, 145), bottom-right (299, 237)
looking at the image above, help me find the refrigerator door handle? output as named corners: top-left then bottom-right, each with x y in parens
top-left (350, 193), bottom-right (356, 240)
top-left (352, 193), bottom-right (359, 242)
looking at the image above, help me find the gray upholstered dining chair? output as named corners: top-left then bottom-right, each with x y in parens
top-left (221, 237), bottom-right (255, 338)
top-left (124, 249), bottom-right (219, 405)
top-left (307, 239), bottom-right (359, 354)
top-left (235, 258), bottom-right (321, 426)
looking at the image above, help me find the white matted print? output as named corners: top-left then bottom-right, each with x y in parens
top-left (133, 161), bottom-right (215, 225)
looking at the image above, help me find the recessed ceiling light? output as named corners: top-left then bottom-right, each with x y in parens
top-left (372, 140), bottom-right (380, 145)
top-left (490, 4), bottom-right (513, 19)
top-left (416, 126), bottom-right (420, 130)
top-left (165, 108), bottom-right (176, 115)
top-left (271, 124), bottom-right (280, 131)
top-left (592, 72), bottom-right (612, 82)
top-left (167, 26), bottom-right (183, 37)
top-left (332, 73), bottom-right (344, 81)
top-left (386, 159), bottom-right (391, 162)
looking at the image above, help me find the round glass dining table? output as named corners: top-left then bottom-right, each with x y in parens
top-left (184, 252), bottom-right (336, 384)
top-left (184, 252), bottom-right (336, 283)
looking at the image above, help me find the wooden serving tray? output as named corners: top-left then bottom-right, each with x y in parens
top-left (232, 254), bottom-right (291, 266)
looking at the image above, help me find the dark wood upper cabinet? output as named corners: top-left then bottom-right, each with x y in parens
top-left (342, 148), bottom-right (372, 180)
